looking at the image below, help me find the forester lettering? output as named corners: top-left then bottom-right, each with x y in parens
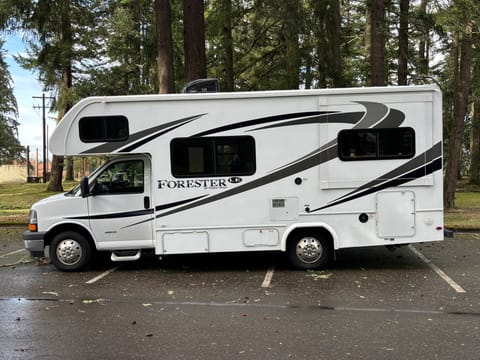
top-left (158, 179), bottom-right (228, 189)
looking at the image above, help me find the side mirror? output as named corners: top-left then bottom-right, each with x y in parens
top-left (80, 176), bottom-right (91, 198)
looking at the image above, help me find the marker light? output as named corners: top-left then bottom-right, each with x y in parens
top-left (28, 210), bottom-right (38, 232)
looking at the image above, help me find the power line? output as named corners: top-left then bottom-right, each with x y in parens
top-left (33, 94), bottom-right (55, 183)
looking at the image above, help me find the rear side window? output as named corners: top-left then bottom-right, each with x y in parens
top-left (79, 116), bottom-right (129, 142)
top-left (171, 136), bottom-right (256, 177)
top-left (338, 127), bottom-right (415, 161)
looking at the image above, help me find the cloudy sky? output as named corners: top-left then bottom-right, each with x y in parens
top-left (4, 34), bottom-right (57, 161)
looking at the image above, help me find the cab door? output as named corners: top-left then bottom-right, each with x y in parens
top-left (87, 157), bottom-right (154, 248)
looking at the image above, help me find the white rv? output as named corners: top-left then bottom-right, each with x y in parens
top-left (23, 85), bottom-right (444, 271)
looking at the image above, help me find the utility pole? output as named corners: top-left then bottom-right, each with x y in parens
top-left (26, 145), bottom-right (30, 181)
top-left (33, 94), bottom-right (55, 183)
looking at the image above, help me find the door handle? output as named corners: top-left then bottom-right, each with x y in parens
top-left (144, 196), bottom-right (150, 209)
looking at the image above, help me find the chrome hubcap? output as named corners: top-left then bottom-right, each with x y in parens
top-left (296, 237), bottom-right (322, 264)
top-left (56, 239), bottom-right (82, 266)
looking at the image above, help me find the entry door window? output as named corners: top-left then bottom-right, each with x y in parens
top-left (95, 160), bottom-right (144, 195)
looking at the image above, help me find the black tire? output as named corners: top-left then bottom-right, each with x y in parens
top-left (287, 231), bottom-right (332, 270)
top-left (49, 231), bottom-right (91, 272)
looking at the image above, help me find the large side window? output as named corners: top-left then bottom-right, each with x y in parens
top-left (171, 136), bottom-right (256, 177)
top-left (79, 116), bottom-right (129, 142)
top-left (338, 127), bottom-right (415, 161)
top-left (94, 160), bottom-right (144, 195)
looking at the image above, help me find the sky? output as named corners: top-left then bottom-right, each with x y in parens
top-left (4, 34), bottom-right (57, 162)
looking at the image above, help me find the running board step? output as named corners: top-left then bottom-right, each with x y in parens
top-left (111, 250), bottom-right (141, 262)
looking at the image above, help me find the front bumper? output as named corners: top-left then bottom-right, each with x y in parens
top-left (23, 231), bottom-right (47, 257)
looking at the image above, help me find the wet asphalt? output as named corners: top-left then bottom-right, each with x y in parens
top-left (0, 227), bottom-right (479, 359)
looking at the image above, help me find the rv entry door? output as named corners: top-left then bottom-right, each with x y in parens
top-left (87, 157), bottom-right (154, 247)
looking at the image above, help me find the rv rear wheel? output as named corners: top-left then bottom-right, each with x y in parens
top-left (287, 232), bottom-right (332, 270)
top-left (50, 231), bottom-right (91, 272)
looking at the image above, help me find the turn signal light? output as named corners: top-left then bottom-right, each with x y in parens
top-left (27, 210), bottom-right (38, 232)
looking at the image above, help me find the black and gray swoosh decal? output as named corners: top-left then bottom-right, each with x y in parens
top-left (81, 114), bottom-right (204, 154)
top-left (375, 108), bottom-right (405, 129)
top-left (192, 112), bottom-right (336, 137)
top-left (250, 112), bottom-right (365, 131)
top-left (156, 149), bottom-right (329, 218)
top-left (250, 102), bottom-right (398, 133)
top-left (119, 121), bottom-right (190, 153)
top-left (65, 208), bottom-right (154, 220)
top-left (307, 142), bottom-right (442, 212)
top-left (67, 196), bottom-right (208, 225)
top-left (156, 142), bottom-right (441, 219)
top-left (155, 101), bottom-right (436, 218)
top-left (120, 195), bottom-right (209, 229)
top-left (270, 102), bottom-right (405, 173)
top-left (332, 142), bottom-right (442, 204)
top-left (155, 195), bottom-right (208, 212)
top-left (355, 101), bottom-right (389, 128)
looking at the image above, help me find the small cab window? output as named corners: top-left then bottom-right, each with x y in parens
top-left (79, 116), bottom-right (129, 142)
top-left (171, 136), bottom-right (256, 177)
top-left (94, 160), bottom-right (144, 195)
top-left (338, 127), bottom-right (415, 161)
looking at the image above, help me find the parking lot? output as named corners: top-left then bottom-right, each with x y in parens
top-left (1, 227), bottom-right (479, 359)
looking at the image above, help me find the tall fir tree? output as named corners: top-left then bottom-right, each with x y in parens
top-left (0, 39), bottom-right (23, 165)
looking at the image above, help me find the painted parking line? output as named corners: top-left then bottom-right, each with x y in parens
top-left (261, 266), bottom-right (275, 288)
top-left (0, 248), bottom-right (26, 258)
top-left (86, 266), bottom-right (119, 284)
top-left (408, 244), bottom-right (466, 293)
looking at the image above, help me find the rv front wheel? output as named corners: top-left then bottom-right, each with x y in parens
top-left (50, 231), bottom-right (91, 272)
top-left (287, 232), bottom-right (332, 270)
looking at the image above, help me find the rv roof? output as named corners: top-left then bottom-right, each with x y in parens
top-left (78, 84), bottom-right (438, 104)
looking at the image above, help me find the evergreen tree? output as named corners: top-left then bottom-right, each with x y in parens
top-left (468, 38), bottom-right (480, 184)
top-left (397, 0), bottom-right (409, 85)
top-left (436, 0), bottom-right (477, 209)
top-left (107, 0), bottom-right (158, 94)
top-left (369, 0), bottom-right (386, 86)
top-left (155, 0), bottom-right (175, 94)
top-left (0, 39), bottom-right (23, 165)
top-left (183, 0), bottom-right (207, 82)
top-left (1, 0), bottom-right (109, 190)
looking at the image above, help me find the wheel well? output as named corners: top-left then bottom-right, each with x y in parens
top-left (286, 227), bottom-right (334, 250)
top-left (45, 224), bottom-right (96, 251)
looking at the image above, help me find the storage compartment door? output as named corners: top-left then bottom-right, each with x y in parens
top-left (243, 229), bottom-right (279, 247)
top-left (376, 191), bottom-right (415, 238)
top-left (162, 231), bottom-right (209, 254)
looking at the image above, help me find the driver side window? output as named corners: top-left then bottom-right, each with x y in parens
top-left (95, 160), bottom-right (144, 195)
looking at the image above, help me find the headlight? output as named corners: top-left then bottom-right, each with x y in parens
top-left (28, 210), bottom-right (38, 232)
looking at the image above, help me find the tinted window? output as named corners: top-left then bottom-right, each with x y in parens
top-left (94, 160), bottom-right (144, 195)
top-left (171, 136), bottom-right (256, 177)
top-left (79, 116), bottom-right (129, 142)
top-left (338, 128), bottom-right (415, 160)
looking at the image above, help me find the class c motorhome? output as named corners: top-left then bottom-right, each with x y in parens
top-left (23, 85), bottom-right (444, 271)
